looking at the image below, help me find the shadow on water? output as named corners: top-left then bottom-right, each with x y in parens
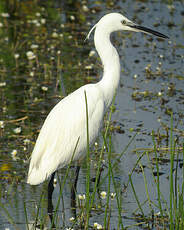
top-left (0, 0), bottom-right (184, 229)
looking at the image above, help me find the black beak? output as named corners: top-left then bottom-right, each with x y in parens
top-left (130, 24), bottom-right (169, 39)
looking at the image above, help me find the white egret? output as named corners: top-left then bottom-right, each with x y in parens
top-left (27, 12), bottom-right (168, 220)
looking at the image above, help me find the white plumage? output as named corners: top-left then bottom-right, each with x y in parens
top-left (27, 85), bottom-right (104, 185)
top-left (27, 13), bottom-right (168, 185)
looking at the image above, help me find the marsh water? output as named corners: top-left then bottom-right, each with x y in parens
top-left (0, 0), bottom-right (184, 229)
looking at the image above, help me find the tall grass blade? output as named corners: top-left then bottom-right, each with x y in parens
top-left (34, 191), bottom-right (44, 228)
top-left (0, 201), bottom-right (20, 230)
top-left (89, 96), bottom-right (115, 212)
top-left (84, 90), bottom-right (90, 229)
top-left (23, 200), bottom-right (29, 230)
top-left (128, 151), bottom-right (145, 184)
top-left (110, 162), bottom-right (124, 229)
top-left (104, 134), bottom-right (111, 229)
top-left (152, 131), bottom-right (163, 217)
top-left (100, 132), bottom-right (137, 187)
top-left (129, 174), bottom-right (145, 218)
top-left (146, 152), bottom-right (169, 215)
top-left (136, 152), bottom-right (153, 213)
top-left (169, 113), bottom-right (174, 230)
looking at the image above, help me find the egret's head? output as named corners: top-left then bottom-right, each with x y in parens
top-left (96, 13), bottom-right (134, 32)
top-left (87, 13), bottom-right (168, 40)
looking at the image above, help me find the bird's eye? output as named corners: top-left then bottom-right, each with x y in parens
top-left (122, 20), bottom-right (126, 25)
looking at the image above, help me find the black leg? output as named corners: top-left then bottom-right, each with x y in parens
top-left (97, 166), bottom-right (104, 190)
top-left (48, 172), bottom-right (56, 228)
top-left (71, 166), bottom-right (80, 217)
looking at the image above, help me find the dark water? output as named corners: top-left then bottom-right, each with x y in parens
top-left (0, 0), bottom-right (183, 229)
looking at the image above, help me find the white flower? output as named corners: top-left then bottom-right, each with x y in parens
top-left (157, 118), bottom-right (161, 123)
top-left (11, 150), bottom-right (17, 159)
top-left (134, 74), bottom-right (137, 79)
top-left (0, 121), bottom-right (4, 128)
top-left (30, 71), bottom-right (34, 77)
top-left (97, 225), bottom-right (103, 230)
top-left (70, 15), bottom-right (75, 21)
top-left (158, 91), bottom-right (162, 96)
top-left (26, 51), bottom-right (36, 60)
top-left (1, 13), bottom-right (10, 18)
top-left (11, 150), bottom-right (17, 155)
top-left (41, 18), bottom-right (46, 24)
top-left (52, 32), bottom-right (58, 38)
top-left (94, 223), bottom-right (98, 227)
top-left (0, 82), bottom-right (6, 87)
top-left (41, 86), bottom-right (48, 91)
top-left (14, 53), bottom-right (20, 59)
top-left (53, 179), bottom-right (57, 187)
top-left (145, 66), bottom-right (149, 71)
top-left (167, 4), bottom-right (175, 10)
top-left (94, 222), bottom-right (103, 229)
top-left (31, 44), bottom-right (38, 49)
top-left (158, 62), bottom-right (162, 66)
top-left (2, 107), bottom-right (7, 112)
top-left (69, 216), bottom-right (75, 221)
top-left (82, 5), bottom-right (89, 12)
top-left (23, 139), bottom-right (30, 145)
top-left (78, 194), bottom-right (86, 200)
top-left (89, 50), bottom-right (96, 57)
top-left (156, 66), bottom-right (161, 71)
top-left (0, 22), bottom-right (3, 27)
top-left (36, 12), bottom-right (41, 17)
top-left (33, 97), bottom-right (39, 102)
top-left (36, 22), bottom-right (41, 27)
top-left (110, 192), bottom-right (116, 199)
top-left (13, 127), bottom-right (21, 134)
top-left (32, 19), bottom-right (38, 24)
top-left (100, 191), bottom-right (107, 199)
top-left (85, 64), bottom-right (93, 70)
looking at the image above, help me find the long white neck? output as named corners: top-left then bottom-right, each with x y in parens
top-left (95, 26), bottom-right (120, 109)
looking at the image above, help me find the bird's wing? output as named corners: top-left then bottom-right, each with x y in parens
top-left (27, 84), bottom-right (105, 185)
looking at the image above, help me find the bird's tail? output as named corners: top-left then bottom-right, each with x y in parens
top-left (27, 167), bottom-right (48, 185)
